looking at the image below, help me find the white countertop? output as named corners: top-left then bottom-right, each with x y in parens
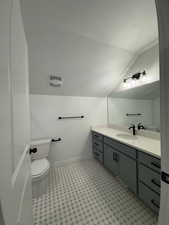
top-left (92, 127), bottom-right (161, 158)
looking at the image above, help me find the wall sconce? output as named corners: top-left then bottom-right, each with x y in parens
top-left (123, 70), bottom-right (146, 83)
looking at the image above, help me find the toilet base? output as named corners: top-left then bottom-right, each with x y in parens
top-left (32, 171), bottom-right (49, 199)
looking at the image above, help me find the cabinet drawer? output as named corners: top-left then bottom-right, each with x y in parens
top-left (92, 131), bottom-right (103, 142)
top-left (104, 136), bottom-right (136, 159)
top-left (139, 164), bottom-right (161, 194)
top-left (92, 139), bottom-right (103, 152)
top-left (138, 152), bottom-right (161, 173)
top-left (139, 182), bottom-right (160, 214)
top-left (93, 148), bottom-right (103, 163)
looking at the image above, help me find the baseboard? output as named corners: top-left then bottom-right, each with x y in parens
top-left (53, 154), bottom-right (93, 167)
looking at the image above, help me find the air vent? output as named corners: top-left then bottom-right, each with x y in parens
top-left (49, 74), bottom-right (63, 87)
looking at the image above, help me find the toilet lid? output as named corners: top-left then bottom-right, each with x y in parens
top-left (31, 158), bottom-right (50, 178)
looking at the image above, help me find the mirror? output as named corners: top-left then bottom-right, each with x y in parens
top-left (108, 80), bottom-right (160, 132)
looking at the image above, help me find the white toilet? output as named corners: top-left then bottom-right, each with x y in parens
top-left (30, 139), bottom-right (51, 199)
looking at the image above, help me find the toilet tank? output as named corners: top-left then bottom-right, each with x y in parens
top-left (30, 139), bottom-right (51, 160)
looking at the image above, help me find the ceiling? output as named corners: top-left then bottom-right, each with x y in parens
top-left (21, 0), bottom-right (158, 97)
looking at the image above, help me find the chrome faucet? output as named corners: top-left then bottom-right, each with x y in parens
top-left (138, 122), bottom-right (145, 130)
top-left (129, 124), bottom-right (136, 135)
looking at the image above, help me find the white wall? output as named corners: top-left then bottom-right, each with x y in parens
top-left (30, 94), bottom-right (107, 164)
top-left (108, 98), bottom-right (153, 127)
top-left (152, 97), bottom-right (160, 130)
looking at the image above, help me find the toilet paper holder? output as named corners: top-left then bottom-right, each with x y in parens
top-left (29, 147), bottom-right (37, 155)
top-left (51, 138), bottom-right (62, 142)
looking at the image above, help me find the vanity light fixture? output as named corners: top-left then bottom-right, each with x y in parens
top-left (123, 70), bottom-right (146, 83)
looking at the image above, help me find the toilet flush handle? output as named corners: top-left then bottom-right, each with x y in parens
top-left (29, 147), bottom-right (37, 155)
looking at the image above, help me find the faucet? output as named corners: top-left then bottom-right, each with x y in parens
top-left (137, 122), bottom-right (145, 130)
top-left (129, 124), bottom-right (136, 135)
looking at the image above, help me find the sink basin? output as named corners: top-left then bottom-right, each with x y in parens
top-left (116, 133), bottom-right (137, 140)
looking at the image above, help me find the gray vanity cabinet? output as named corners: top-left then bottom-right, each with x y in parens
top-left (92, 131), bottom-right (161, 213)
top-left (138, 151), bottom-right (161, 213)
top-left (92, 132), bottom-right (104, 163)
top-left (139, 164), bottom-right (160, 194)
top-left (104, 136), bottom-right (137, 193)
top-left (139, 182), bottom-right (160, 213)
top-left (104, 144), bottom-right (120, 176)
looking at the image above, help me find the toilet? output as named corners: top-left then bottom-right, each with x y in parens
top-left (30, 139), bottom-right (51, 198)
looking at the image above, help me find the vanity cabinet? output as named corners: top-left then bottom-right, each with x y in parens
top-left (138, 151), bottom-right (161, 213)
top-left (92, 131), bottom-right (161, 214)
top-left (104, 137), bottom-right (137, 159)
top-left (138, 151), bottom-right (161, 173)
top-left (104, 136), bottom-right (137, 193)
top-left (92, 132), bottom-right (104, 163)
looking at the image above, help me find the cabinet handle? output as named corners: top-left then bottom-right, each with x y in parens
top-left (113, 152), bottom-right (119, 162)
top-left (151, 179), bottom-right (161, 187)
top-left (151, 199), bottom-right (160, 209)
top-left (94, 142), bottom-right (99, 146)
top-left (94, 135), bottom-right (99, 138)
top-left (151, 162), bottom-right (160, 169)
top-left (113, 152), bottom-right (116, 161)
top-left (94, 152), bottom-right (99, 157)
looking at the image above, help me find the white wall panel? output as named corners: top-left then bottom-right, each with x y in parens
top-left (30, 94), bottom-right (107, 164)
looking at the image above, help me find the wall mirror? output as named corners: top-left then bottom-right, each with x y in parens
top-left (108, 80), bottom-right (160, 132)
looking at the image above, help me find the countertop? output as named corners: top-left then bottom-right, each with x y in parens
top-left (92, 126), bottom-right (161, 158)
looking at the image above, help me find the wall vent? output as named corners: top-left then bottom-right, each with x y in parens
top-left (49, 74), bottom-right (63, 87)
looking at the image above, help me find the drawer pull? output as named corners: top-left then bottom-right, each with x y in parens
top-left (151, 179), bottom-right (161, 187)
top-left (113, 152), bottom-right (119, 162)
top-left (151, 199), bottom-right (160, 209)
top-left (94, 134), bottom-right (99, 138)
top-left (151, 162), bottom-right (160, 169)
top-left (94, 152), bottom-right (99, 157)
top-left (94, 142), bottom-right (99, 146)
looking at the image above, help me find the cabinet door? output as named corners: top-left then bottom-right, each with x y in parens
top-left (104, 144), bottom-right (120, 176)
top-left (119, 154), bottom-right (137, 193)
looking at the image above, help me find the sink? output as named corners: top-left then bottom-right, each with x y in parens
top-left (116, 133), bottom-right (137, 140)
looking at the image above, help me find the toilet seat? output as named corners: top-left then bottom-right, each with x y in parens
top-left (31, 158), bottom-right (50, 180)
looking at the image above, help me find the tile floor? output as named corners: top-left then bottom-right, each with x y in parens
top-left (33, 159), bottom-right (158, 225)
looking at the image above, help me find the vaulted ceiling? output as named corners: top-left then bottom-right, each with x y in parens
top-left (21, 0), bottom-right (158, 97)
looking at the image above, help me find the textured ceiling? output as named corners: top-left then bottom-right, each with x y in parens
top-left (21, 0), bottom-right (158, 97)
